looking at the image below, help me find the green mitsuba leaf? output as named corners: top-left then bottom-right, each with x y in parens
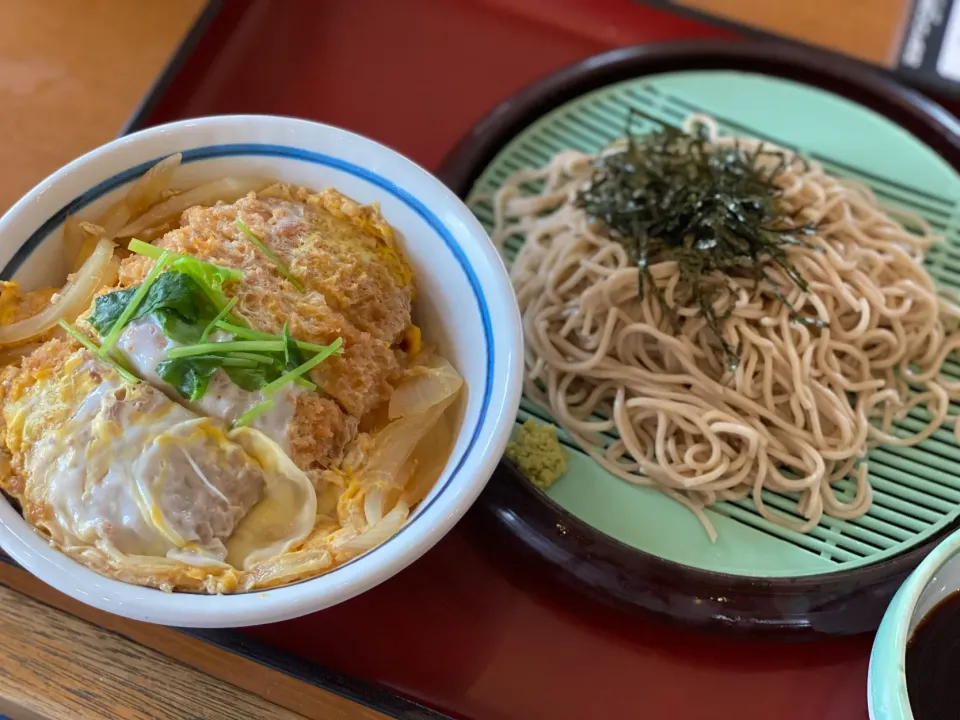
top-left (155, 355), bottom-right (223, 401)
top-left (89, 271), bottom-right (218, 344)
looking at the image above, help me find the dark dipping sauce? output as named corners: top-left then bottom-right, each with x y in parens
top-left (906, 591), bottom-right (960, 720)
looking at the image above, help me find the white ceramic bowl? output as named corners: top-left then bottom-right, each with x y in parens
top-left (0, 115), bottom-right (523, 627)
top-left (869, 524), bottom-right (960, 718)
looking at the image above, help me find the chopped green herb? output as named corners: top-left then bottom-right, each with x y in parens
top-left (155, 307), bottom-right (214, 346)
top-left (167, 340), bottom-right (287, 359)
top-left (166, 332), bottom-right (336, 400)
top-left (218, 357), bottom-right (260, 368)
top-left (228, 351), bottom-right (275, 365)
top-left (214, 321), bottom-right (274, 341)
top-left (154, 320), bottom-right (337, 399)
top-left (575, 110), bottom-right (822, 371)
top-left (156, 355), bottom-right (232, 401)
top-left (156, 351), bottom-right (314, 402)
top-left (261, 337), bottom-right (343, 395)
top-left (215, 320), bottom-right (337, 355)
top-left (58, 321), bottom-right (140, 385)
top-left (158, 354), bottom-right (262, 400)
top-left (223, 362), bottom-right (313, 400)
top-left (231, 398), bottom-right (276, 429)
top-left (226, 365), bottom-right (275, 393)
top-left (200, 296), bottom-right (238, 342)
top-left (178, 259), bottom-right (241, 315)
top-left (281, 323), bottom-right (304, 371)
top-left (163, 333), bottom-right (337, 396)
top-left (89, 270), bottom-right (219, 346)
top-left (99, 252), bottom-right (173, 355)
top-left (128, 238), bottom-right (244, 318)
top-left (235, 219), bottom-right (304, 292)
top-left (292, 376), bottom-right (317, 391)
top-left (223, 352), bottom-right (315, 390)
top-left (126, 238), bottom-right (165, 261)
top-left (128, 239), bottom-right (243, 281)
top-left (88, 239), bottom-right (338, 403)
top-left (223, 362), bottom-right (315, 393)
top-left (89, 289), bottom-right (139, 336)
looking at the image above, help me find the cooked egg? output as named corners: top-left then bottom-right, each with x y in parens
top-left (0, 340), bottom-right (316, 578)
top-left (116, 317), bottom-right (302, 454)
top-left (0, 281), bottom-right (57, 326)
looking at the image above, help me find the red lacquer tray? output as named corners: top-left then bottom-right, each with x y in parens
top-left (131, 2), bottom-right (885, 718)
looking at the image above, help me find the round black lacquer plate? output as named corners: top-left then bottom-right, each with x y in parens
top-left (437, 39), bottom-right (960, 636)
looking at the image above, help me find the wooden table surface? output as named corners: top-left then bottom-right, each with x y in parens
top-left (0, 560), bottom-right (400, 720)
top-left (672, 0), bottom-right (911, 66)
top-left (0, 0), bottom-right (208, 212)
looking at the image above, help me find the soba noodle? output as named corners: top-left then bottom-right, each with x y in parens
top-left (482, 114), bottom-right (960, 540)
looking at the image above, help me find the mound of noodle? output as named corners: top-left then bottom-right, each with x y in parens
top-left (484, 115), bottom-right (960, 539)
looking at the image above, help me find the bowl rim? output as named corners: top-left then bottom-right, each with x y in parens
top-left (869, 524), bottom-right (960, 720)
top-left (0, 114), bottom-right (524, 626)
top-left (437, 37), bottom-right (960, 636)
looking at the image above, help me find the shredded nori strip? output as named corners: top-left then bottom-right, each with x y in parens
top-left (575, 110), bottom-right (823, 371)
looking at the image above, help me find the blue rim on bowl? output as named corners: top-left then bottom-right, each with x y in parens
top-left (0, 115), bottom-right (524, 627)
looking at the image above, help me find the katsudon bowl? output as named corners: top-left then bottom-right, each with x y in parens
top-left (0, 115), bottom-right (522, 627)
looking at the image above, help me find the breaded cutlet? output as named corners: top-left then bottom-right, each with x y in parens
top-left (119, 186), bottom-right (414, 419)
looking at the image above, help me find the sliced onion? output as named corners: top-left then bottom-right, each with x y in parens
top-left (0, 237), bottom-right (115, 345)
top-left (388, 356), bottom-right (463, 419)
top-left (363, 483), bottom-right (404, 526)
top-left (97, 152), bottom-right (183, 241)
top-left (242, 549), bottom-right (333, 591)
top-left (401, 410), bottom-right (455, 507)
top-left (62, 214), bottom-right (84, 265)
top-left (117, 177), bottom-right (268, 238)
top-left (95, 200), bottom-right (132, 245)
top-left (334, 501), bottom-right (409, 555)
top-left (70, 222), bottom-right (106, 273)
top-left (361, 393), bottom-right (457, 490)
top-left (115, 153), bottom-right (182, 219)
top-left (336, 357), bottom-right (463, 530)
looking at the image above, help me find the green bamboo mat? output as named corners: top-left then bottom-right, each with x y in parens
top-left (469, 70), bottom-right (960, 576)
